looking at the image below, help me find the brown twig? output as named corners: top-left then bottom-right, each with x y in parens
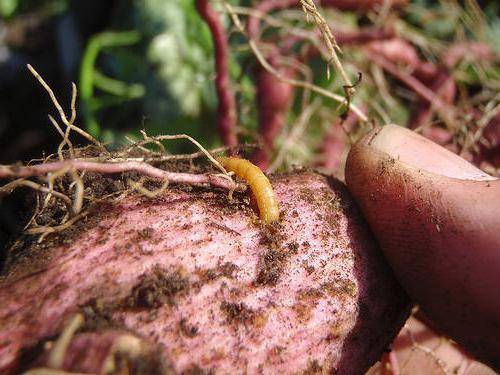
top-left (196, 0), bottom-right (238, 148)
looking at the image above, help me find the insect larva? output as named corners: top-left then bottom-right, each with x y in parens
top-left (217, 157), bottom-right (280, 224)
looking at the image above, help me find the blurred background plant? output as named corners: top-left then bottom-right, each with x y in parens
top-left (0, 0), bottom-right (498, 160)
top-left (0, 0), bottom-right (499, 243)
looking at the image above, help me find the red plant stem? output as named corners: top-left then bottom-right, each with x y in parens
top-left (0, 161), bottom-right (246, 192)
top-left (409, 70), bottom-right (456, 130)
top-left (248, 0), bottom-right (407, 38)
top-left (196, 0), bottom-right (238, 148)
top-left (249, 0), bottom-right (405, 38)
top-left (248, 0), bottom-right (299, 39)
top-left (321, 0), bottom-right (408, 10)
top-left (366, 50), bottom-right (455, 126)
top-left (248, 0), bottom-right (298, 169)
top-left (247, 1), bottom-right (407, 168)
top-left (252, 63), bottom-right (295, 169)
top-left (365, 39), bottom-right (457, 130)
top-left (335, 28), bottom-right (395, 45)
top-left (443, 42), bottom-right (496, 68)
top-left (316, 108), bottom-right (361, 172)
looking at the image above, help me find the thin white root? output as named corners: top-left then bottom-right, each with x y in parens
top-left (23, 369), bottom-right (91, 375)
top-left (128, 177), bottom-right (170, 198)
top-left (101, 335), bottom-right (145, 374)
top-left (268, 100), bottom-right (320, 173)
top-left (48, 313), bottom-right (84, 369)
top-left (1, 179), bottom-right (72, 207)
top-left (0, 66), bottom-right (252, 242)
top-left (27, 64), bottom-right (106, 153)
top-left (69, 169), bottom-right (84, 214)
top-left (121, 133), bottom-right (230, 175)
top-left (26, 210), bottom-right (90, 243)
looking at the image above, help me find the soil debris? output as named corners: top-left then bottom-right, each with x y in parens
top-left (127, 265), bottom-right (189, 309)
top-left (220, 301), bottom-right (256, 326)
top-left (179, 318), bottom-right (199, 338)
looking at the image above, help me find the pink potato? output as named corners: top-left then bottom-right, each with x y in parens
top-left (0, 171), bottom-right (410, 373)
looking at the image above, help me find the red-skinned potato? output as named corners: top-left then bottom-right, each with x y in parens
top-left (0, 171), bottom-right (410, 373)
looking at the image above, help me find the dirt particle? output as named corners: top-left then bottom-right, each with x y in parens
top-left (297, 288), bottom-right (324, 301)
top-left (137, 227), bottom-right (154, 241)
top-left (254, 248), bottom-right (289, 286)
top-left (293, 302), bottom-right (313, 322)
top-left (302, 359), bottom-right (323, 374)
top-left (127, 266), bottom-right (189, 309)
top-left (286, 241), bottom-right (299, 253)
top-left (194, 262), bottom-right (238, 288)
top-left (322, 279), bottom-right (357, 299)
top-left (179, 318), bottom-right (199, 338)
top-left (218, 262), bottom-right (238, 279)
top-left (197, 268), bottom-right (218, 284)
top-left (303, 263), bottom-right (315, 275)
top-left (80, 298), bottom-right (116, 331)
top-left (220, 301), bottom-right (256, 326)
top-left (181, 223), bottom-right (193, 231)
top-left (327, 322), bottom-right (345, 341)
top-left (182, 364), bottom-right (213, 375)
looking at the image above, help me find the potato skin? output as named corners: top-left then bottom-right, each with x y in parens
top-left (0, 171), bottom-right (409, 374)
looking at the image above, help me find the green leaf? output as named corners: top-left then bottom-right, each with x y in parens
top-left (0, 0), bottom-right (18, 18)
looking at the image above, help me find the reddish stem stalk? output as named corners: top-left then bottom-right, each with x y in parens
top-left (321, 0), bottom-right (408, 10)
top-left (252, 63), bottom-right (295, 169)
top-left (196, 0), bottom-right (238, 148)
top-left (366, 50), bottom-right (455, 126)
top-left (316, 109), bottom-right (361, 173)
top-left (0, 160), bottom-right (246, 191)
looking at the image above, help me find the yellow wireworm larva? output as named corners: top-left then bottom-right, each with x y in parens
top-left (217, 157), bottom-right (280, 224)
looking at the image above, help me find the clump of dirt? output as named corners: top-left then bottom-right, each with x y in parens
top-left (80, 297), bottom-right (119, 332)
top-left (194, 261), bottom-right (239, 288)
top-left (220, 301), bottom-right (257, 326)
top-left (322, 279), bottom-right (358, 299)
top-left (127, 265), bottom-right (189, 309)
top-left (1, 200), bottom-right (120, 281)
top-left (253, 222), bottom-right (298, 287)
top-left (254, 248), bottom-right (289, 286)
top-left (179, 318), bottom-right (199, 338)
top-left (301, 359), bottom-right (324, 374)
top-left (182, 364), bottom-right (214, 375)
